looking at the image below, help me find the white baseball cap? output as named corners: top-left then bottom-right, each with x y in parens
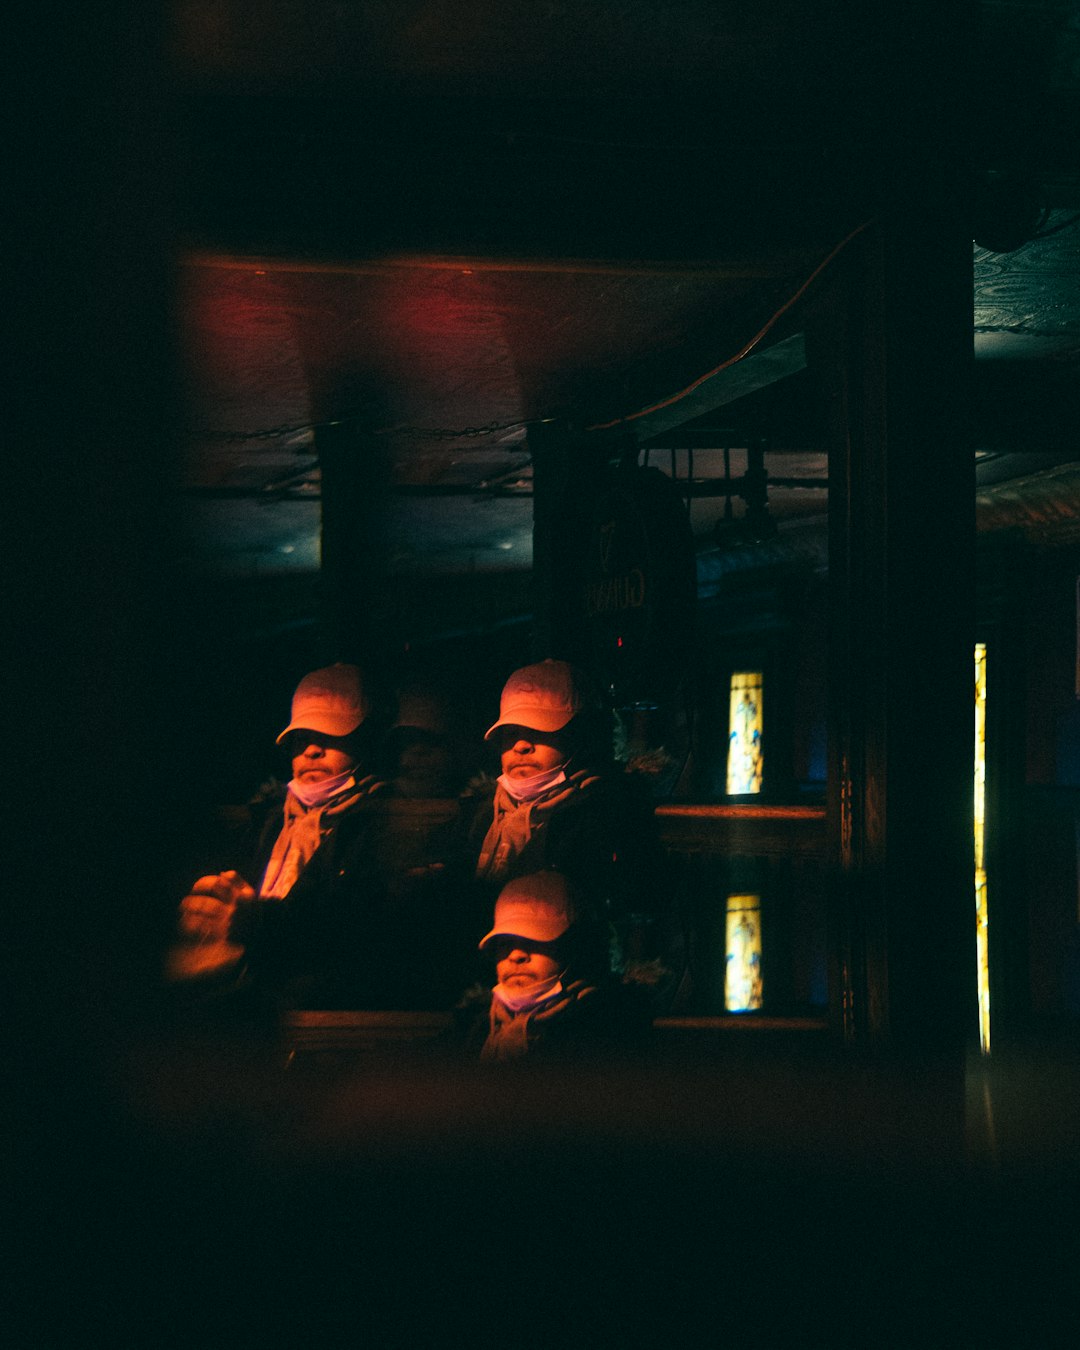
top-left (484, 659), bottom-right (591, 741)
top-left (276, 663), bottom-right (370, 744)
top-left (478, 871), bottom-right (579, 950)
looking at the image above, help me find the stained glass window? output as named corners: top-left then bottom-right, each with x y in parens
top-left (974, 643), bottom-right (990, 1055)
top-left (726, 671), bottom-right (764, 795)
top-left (725, 893), bottom-right (763, 1012)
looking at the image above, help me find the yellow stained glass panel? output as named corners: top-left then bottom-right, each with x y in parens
top-left (727, 671), bottom-right (764, 795)
top-left (725, 893), bottom-right (763, 1012)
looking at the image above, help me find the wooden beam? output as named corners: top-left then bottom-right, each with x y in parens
top-left (624, 333), bottom-right (807, 444)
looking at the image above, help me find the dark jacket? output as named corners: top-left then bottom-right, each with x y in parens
top-left (466, 771), bottom-right (662, 932)
top-left (230, 790), bottom-right (474, 1009)
top-left (457, 975), bottom-right (655, 1063)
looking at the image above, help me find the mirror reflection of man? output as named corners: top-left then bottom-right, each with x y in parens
top-left (467, 659), bottom-right (664, 977)
top-left (472, 660), bottom-right (607, 893)
top-left (473, 870), bottom-right (642, 1061)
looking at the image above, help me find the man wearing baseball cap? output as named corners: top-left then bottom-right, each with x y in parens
top-left (463, 656), bottom-right (669, 1004)
top-left (473, 870), bottom-right (648, 1061)
top-left (173, 662), bottom-right (406, 1006)
top-left (469, 658), bottom-right (614, 898)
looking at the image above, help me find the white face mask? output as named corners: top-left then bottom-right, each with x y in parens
top-left (497, 764), bottom-right (567, 803)
top-left (287, 768), bottom-right (356, 809)
top-left (493, 973), bottom-right (565, 1014)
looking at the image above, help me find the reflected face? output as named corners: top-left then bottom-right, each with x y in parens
top-left (493, 939), bottom-right (563, 989)
top-left (398, 737), bottom-right (451, 779)
top-left (287, 730), bottom-right (359, 784)
top-left (497, 726), bottom-right (567, 779)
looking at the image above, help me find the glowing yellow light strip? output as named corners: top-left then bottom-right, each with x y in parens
top-left (974, 643), bottom-right (990, 1054)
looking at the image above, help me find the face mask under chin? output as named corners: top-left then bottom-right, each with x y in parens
top-left (493, 972), bottom-right (566, 1013)
top-left (288, 767), bottom-right (356, 808)
top-left (497, 764), bottom-right (567, 803)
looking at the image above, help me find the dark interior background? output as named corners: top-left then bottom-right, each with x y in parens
top-left (11, 1), bottom-right (1080, 1339)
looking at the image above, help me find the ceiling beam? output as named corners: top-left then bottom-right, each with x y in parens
top-left (626, 332), bottom-right (807, 445)
top-left (642, 429), bottom-right (826, 451)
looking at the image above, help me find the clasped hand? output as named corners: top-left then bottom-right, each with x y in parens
top-left (177, 869), bottom-right (255, 944)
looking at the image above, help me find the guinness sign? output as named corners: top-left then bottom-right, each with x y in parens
top-left (583, 465), bottom-right (696, 702)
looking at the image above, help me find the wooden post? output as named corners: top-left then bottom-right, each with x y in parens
top-left (315, 420), bottom-right (395, 669)
top-left (824, 197), bottom-right (974, 1055)
top-left (527, 418), bottom-right (609, 663)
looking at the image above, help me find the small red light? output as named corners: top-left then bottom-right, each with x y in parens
top-left (616, 637), bottom-right (623, 647)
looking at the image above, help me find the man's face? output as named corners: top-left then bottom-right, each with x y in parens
top-left (497, 726), bottom-right (567, 780)
top-left (287, 730), bottom-right (359, 785)
top-left (492, 938), bottom-right (563, 990)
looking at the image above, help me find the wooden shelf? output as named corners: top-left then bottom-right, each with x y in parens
top-left (655, 802), bottom-right (827, 858)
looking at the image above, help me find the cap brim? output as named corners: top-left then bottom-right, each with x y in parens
top-left (275, 715), bottom-right (363, 745)
top-left (483, 709), bottom-right (575, 741)
top-left (478, 922), bottom-right (571, 951)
